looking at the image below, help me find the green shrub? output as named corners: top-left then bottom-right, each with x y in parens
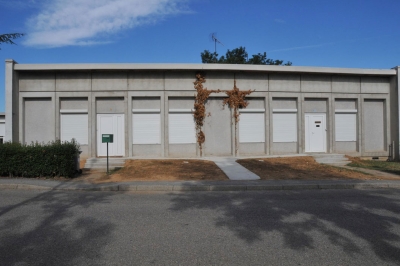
top-left (0, 139), bottom-right (80, 178)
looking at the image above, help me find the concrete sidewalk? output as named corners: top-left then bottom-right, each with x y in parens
top-left (0, 178), bottom-right (400, 192)
top-left (207, 157), bottom-right (260, 180)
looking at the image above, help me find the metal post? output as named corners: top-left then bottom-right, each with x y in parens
top-left (107, 142), bottom-right (109, 174)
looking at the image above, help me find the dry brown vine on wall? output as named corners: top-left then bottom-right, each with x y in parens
top-left (193, 72), bottom-right (220, 156)
top-left (223, 79), bottom-right (254, 156)
top-left (193, 73), bottom-right (253, 156)
top-left (222, 79), bottom-right (254, 124)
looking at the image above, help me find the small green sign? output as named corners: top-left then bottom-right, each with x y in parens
top-left (102, 134), bottom-right (114, 143)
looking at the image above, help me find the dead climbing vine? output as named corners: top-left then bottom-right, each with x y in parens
top-left (193, 73), bottom-right (253, 156)
top-left (223, 79), bottom-right (254, 155)
top-left (193, 72), bottom-right (220, 156)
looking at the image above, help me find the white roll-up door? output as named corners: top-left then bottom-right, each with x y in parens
top-left (169, 113), bottom-right (196, 144)
top-left (132, 113), bottom-right (160, 144)
top-left (239, 113), bottom-right (265, 143)
top-left (0, 122), bottom-right (5, 137)
top-left (60, 113), bottom-right (88, 144)
top-left (273, 113), bottom-right (297, 142)
top-left (335, 113), bottom-right (356, 141)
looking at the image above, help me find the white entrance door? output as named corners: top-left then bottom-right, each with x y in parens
top-left (305, 113), bottom-right (326, 152)
top-left (97, 114), bottom-right (125, 156)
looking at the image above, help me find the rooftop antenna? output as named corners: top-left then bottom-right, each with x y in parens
top-left (210, 33), bottom-right (224, 53)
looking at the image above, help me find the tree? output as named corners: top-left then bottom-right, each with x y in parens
top-left (0, 33), bottom-right (25, 49)
top-left (201, 46), bottom-right (292, 66)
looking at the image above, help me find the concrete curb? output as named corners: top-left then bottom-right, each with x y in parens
top-left (1, 182), bottom-right (400, 192)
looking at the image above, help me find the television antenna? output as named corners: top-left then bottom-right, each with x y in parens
top-left (210, 33), bottom-right (224, 53)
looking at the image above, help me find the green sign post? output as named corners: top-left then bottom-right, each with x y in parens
top-left (102, 134), bottom-right (114, 174)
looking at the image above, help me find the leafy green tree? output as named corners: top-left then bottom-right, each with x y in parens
top-left (201, 46), bottom-right (292, 66)
top-left (0, 33), bottom-right (25, 49)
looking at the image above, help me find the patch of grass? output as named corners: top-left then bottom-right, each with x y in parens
top-left (347, 159), bottom-right (400, 176)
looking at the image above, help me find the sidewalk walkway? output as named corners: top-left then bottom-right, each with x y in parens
top-left (207, 157), bottom-right (260, 180)
top-left (0, 178), bottom-right (400, 192)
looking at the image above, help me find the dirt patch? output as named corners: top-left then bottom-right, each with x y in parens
top-left (237, 156), bottom-right (396, 180)
top-left (84, 159), bottom-right (228, 183)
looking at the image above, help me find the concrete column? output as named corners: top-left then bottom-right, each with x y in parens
top-left (5, 59), bottom-right (17, 142)
top-left (390, 66), bottom-right (400, 160)
top-left (397, 67), bottom-right (400, 160)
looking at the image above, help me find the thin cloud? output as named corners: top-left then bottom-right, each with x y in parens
top-left (274, 19), bottom-right (286, 24)
top-left (23, 0), bottom-right (190, 47)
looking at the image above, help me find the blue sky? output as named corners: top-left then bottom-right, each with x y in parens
top-left (1, 0), bottom-right (400, 112)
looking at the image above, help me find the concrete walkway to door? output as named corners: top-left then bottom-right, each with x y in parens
top-left (206, 157), bottom-right (260, 180)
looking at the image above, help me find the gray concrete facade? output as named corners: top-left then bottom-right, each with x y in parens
top-left (4, 60), bottom-right (400, 160)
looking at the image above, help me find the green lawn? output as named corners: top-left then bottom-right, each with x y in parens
top-left (348, 159), bottom-right (400, 176)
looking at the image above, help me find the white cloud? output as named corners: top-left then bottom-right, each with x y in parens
top-left (23, 0), bottom-right (189, 47)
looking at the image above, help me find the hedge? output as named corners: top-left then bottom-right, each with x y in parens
top-left (0, 140), bottom-right (80, 178)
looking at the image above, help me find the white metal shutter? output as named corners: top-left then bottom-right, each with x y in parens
top-left (169, 113), bottom-right (196, 144)
top-left (132, 113), bottom-right (160, 144)
top-left (61, 114), bottom-right (88, 144)
top-left (273, 113), bottom-right (297, 142)
top-left (0, 123), bottom-right (5, 137)
top-left (335, 114), bottom-right (356, 141)
top-left (239, 113), bottom-right (265, 143)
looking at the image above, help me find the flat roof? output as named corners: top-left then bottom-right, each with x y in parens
top-left (9, 61), bottom-right (397, 76)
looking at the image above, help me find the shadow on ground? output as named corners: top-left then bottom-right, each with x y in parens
top-left (0, 186), bottom-right (115, 265)
top-left (169, 187), bottom-right (400, 263)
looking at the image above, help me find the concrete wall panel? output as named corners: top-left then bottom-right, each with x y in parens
top-left (332, 76), bottom-right (360, 93)
top-left (96, 97), bottom-right (125, 113)
top-left (132, 97), bottom-right (160, 109)
top-left (239, 143), bottom-right (265, 155)
top-left (92, 72), bottom-right (128, 91)
top-left (129, 71), bottom-right (164, 91)
top-left (269, 74), bottom-right (300, 92)
top-left (60, 98), bottom-right (88, 110)
top-left (271, 142), bottom-right (297, 154)
top-left (132, 144), bottom-right (161, 157)
top-left (205, 72), bottom-right (235, 91)
top-left (168, 97), bottom-right (194, 109)
top-left (236, 73), bottom-right (268, 92)
top-left (203, 97), bottom-right (232, 156)
top-left (363, 99), bottom-right (385, 151)
top-left (335, 142), bottom-right (357, 153)
top-left (19, 72), bottom-right (55, 92)
top-left (246, 98), bottom-right (265, 109)
top-left (80, 145), bottom-right (89, 160)
top-left (361, 77), bottom-right (390, 94)
top-left (272, 98), bottom-right (297, 109)
top-left (24, 98), bottom-right (54, 143)
top-left (303, 99), bottom-right (327, 113)
top-left (165, 71), bottom-right (196, 91)
top-left (168, 144), bottom-right (196, 157)
top-left (56, 72), bottom-right (91, 91)
top-left (301, 75), bottom-right (331, 93)
top-left (335, 99), bottom-right (356, 110)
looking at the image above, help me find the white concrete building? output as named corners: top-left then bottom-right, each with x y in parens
top-left (5, 59), bottom-right (400, 160)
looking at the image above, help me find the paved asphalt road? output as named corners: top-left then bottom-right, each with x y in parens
top-left (1, 189), bottom-right (400, 265)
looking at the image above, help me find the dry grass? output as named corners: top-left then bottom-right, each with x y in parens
top-left (237, 156), bottom-right (394, 180)
top-left (92, 159), bottom-right (228, 183)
